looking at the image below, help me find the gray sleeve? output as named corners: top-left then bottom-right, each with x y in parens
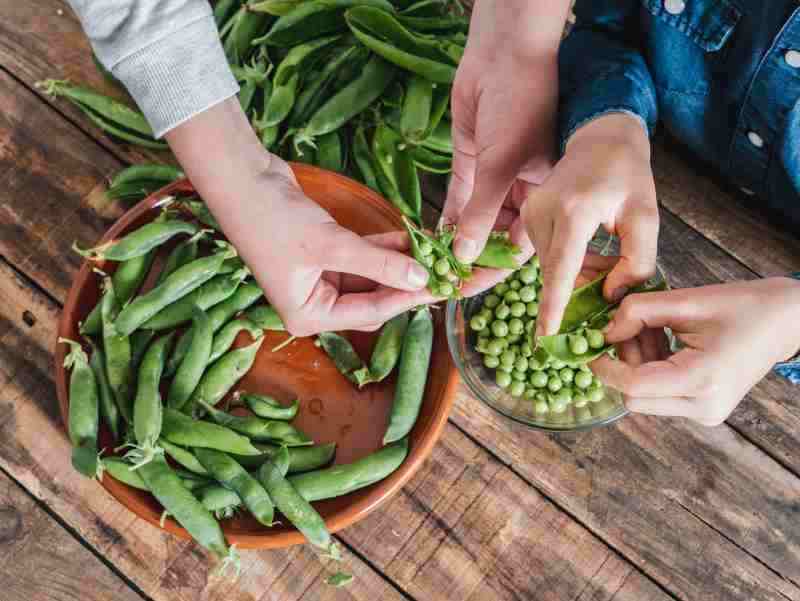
top-left (66, 0), bottom-right (239, 138)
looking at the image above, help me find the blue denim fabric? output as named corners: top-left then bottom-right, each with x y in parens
top-left (772, 272), bottom-right (800, 382)
top-left (560, 0), bottom-right (800, 230)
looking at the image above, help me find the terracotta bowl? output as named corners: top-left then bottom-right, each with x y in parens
top-left (55, 164), bottom-right (458, 549)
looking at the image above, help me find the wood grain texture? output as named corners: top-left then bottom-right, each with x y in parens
top-left (0, 472), bottom-right (142, 601)
top-left (0, 1), bottom-right (170, 166)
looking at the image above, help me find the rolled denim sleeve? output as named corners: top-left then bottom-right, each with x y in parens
top-left (558, 0), bottom-right (658, 154)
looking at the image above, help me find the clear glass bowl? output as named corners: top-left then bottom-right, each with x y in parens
top-left (445, 235), bottom-right (668, 432)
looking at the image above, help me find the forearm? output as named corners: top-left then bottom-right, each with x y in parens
top-left (66, 0), bottom-right (238, 137)
top-left (467, 0), bottom-right (571, 59)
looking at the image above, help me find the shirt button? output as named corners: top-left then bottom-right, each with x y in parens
top-left (740, 187), bottom-right (755, 196)
top-left (664, 0), bottom-right (686, 15)
top-left (747, 131), bottom-right (764, 148)
top-left (786, 50), bottom-right (800, 68)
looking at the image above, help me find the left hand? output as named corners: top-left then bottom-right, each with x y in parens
top-left (591, 278), bottom-right (800, 426)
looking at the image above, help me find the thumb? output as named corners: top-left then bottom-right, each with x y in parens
top-left (603, 290), bottom-right (688, 344)
top-left (317, 227), bottom-right (429, 292)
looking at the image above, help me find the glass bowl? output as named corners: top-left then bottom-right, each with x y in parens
top-left (445, 236), bottom-right (668, 432)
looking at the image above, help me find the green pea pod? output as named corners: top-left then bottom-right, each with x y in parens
top-left (167, 306), bottom-right (214, 410)
top-left (296, 54), bottom-right (397, 141)
top-left (208, 318), bottom-right (264, 365)
top-left (399, 0), bottom-right (446, 16)
top-left (104, 181), bottom-right (172, 204)
top-left (195, 447), bottom-right (276, 527)
top-left (224, 7), bottom-right (273, 64)
top-left (87, 338), bottom-right (120, 441)
top-left (249, 0), bottom-right (308, 16)
top-left (257, 451), bottom-right (341, 559)
top-left (410, 144), bottom-right (451, 174)
top-left (166, 282), bottom-right (264, 376)
top-left (74, 219), bottom-right (199, 262)
top-left (199, 401), bottom-right (312, 446)
top-left (79, 107), bottom-right (168, 149)
top-left (372, 122), bottom-right (417, 220)
top-left (398, 14), bottom-right (469, 32)
top-left (233, 441), bottom-right (336, 472)
top-left (317, 331), bottom-right (365, 384)
top-left (474, 232), bottom-right (521, 270)
top-left (114, 245), bottom-right (233, 336)
top-left (352, 312), bottom-right (409, 387)
top-left (181, 199), bottom-right (221, 231)
top-left (198, 485), bottom-right (242, 516)
top-left (143, 270), bottom-right (248, 331)
top-left (184, 338), bottom-right (265, 417)
top-left (81, 248), bottom-right (157, 335)
top-left (60, 338), bottom-right (101, 478)
top-left (383, 307), bottom-right (433, 444)
top-left (129, 332), bottom-right (174, 467)
top-left (420, 118), bottom-right (452, 154)
top-left (161, 408), bottom-right (262, 455)
top-left (244, 304), bottom-right (285, 331)
top-left (254, 0), bottom-right (394, 46)
top-left (159, 439), bottom-right (209, 476)
top-left (214, 0), bottom-right (242, 26)
top-left (400, 74), bottom-right (433, 144)
top-left (100, 278), bottom-right (134, 423)
top-left (237, 393), bottom-right (299, 421)
top-left (103, 457), bottom-right (148, 490)
top-left (137, 454), bottom-right (231, 559)
top-left (394, 146), bottom-right (422, 224)
top-left (381, 80), bottom-right (405, 108)
top-left (352, 123), bottom-right (381, 192)
top-left (233, 57), bottom-right (270, 114)
top-left (289, 45), bottom-right (357, 127)
top-left (109, 164), bottom-right (184, 189)
top-left (315, 130), bottom-right (344, 172)
top-left (288, 438), bottom-right (407, 501)
top-left (556, 274), bottom-right (611, 335)
top-left (345, 7), bottom-right (457, 83)
top-left (422, 83), bottom-right (450, 140)
top-left (130, 330), bottom-right (155, 373)
top-left (264, 35), bottom-right (342, 127)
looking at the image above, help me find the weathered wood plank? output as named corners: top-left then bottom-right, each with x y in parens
top-left (652, 137), bottom-right (800, 278)
top-left (0, 1), bottom-right (170, 166)
top-left (0, 472), bottom-right (142, 601)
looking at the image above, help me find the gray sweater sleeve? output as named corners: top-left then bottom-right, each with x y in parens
top-left (66, 0), bottom-right (239, 138)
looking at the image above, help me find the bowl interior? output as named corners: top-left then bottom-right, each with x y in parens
top-left (446, 236), bottom-right (667, 432)
top-left (55, 165), bottom-right (457, 549)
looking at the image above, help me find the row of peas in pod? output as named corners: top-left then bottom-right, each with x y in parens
top-left (469, 256), bottom-right (611, 415)
top-left (39, 0), bottom-right (471, 230)
top-left (60, 195), bottom-right (437, 584)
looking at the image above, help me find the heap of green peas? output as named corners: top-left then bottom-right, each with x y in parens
top-left (415, 238), bottom-right (459, 298)
top-left (469, 257), bottom-right (607, 414)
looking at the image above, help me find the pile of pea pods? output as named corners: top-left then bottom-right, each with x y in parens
top-left (40, 0), bottom-right (469, 229)
top-left (61, 201), bottom-right (438, 582)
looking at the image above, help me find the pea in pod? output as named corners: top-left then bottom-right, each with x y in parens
top-left (314, 130), bottom-right (345, 172)
top-left (295, 54), bottom-right (397, 140)
top-left (214, 0), bottom-right (242, 26)
top-left (372, 122), bottom-right (418, 221)
top-left (410, 144), bottom-right (450, 174)
top-left (352, 312), bottom-right (409, 387)
top-left (317, 331), bottom-right (366, 384)
top-left (352, 122), bottom-right (382, 192)
top-left (105, 164), bottom-right (184, 204)
top-left (400, 74), bottom-right (433, 144)
top-left (249, 0), bottom-right (307, 16)
top-left (254, 0), bottom-right (395, 46)
top-left (181, 199), bottom-right (221, 231)
top-left (103, 457), bottom-right (148, 490)
top-left (289, 44), bottom-right (358, 127)
top-left (257, 448), bottom-right (342, 559)
top-left (159, 438), bottom-right (209, 476)
top-left (398, 14), bottom-right (468, 32)
top-left (87, 338), bottom-right (120, 441)
top-left (399, 0), bottom-right (446, 17)
top-left (130, 330), bottom-right (155, 373)
top-left (161, 408), bottom-right (262, 455)
top-left (236, 392), bottom-right (299, 421)
top-left (199, 401), bottom-right (311, 446)
top-left (346, 7), bottom-right (456, 83)
top-left (60, 338), bottom-right (101, 479)
top-left (208, 318), bottom-right (264, 365)
top-left (100, 277), bottom-right (134, 423)
top-left (74, 218), bottom-right (198, 262)
top-left (264, 34), bottom-right (342, 127)
top-left (224, 7), bottom-right (273, 64)
top-left (420, 118), bottom-right (452, 154)
top-left (244, 304), bottom-right (285, 331)
top-left (290, 437), bottom-right (407, 501)
top-left (184, 337), bottom-right (265, 417)
top-left (195, 447), bottom-right (277, 527)
top-left (167, 306), bottom-right (215, 410)
top-left (383, 307), bottom-right (433, 444)
top-left (114, 244), bottom-right (234, 336)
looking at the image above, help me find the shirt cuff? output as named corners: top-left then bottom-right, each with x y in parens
top-left (773, 271), bottom-right (800, 383)
top-left (111, 15), bottom-right (240, 138)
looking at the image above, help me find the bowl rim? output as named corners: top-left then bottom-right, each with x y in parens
top-left (54, 163), bottom-right (459, 549)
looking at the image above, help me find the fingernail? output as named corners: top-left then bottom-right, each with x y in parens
top-left (408, 263), bottom-right (429, 288)
top-left (454, 238), bottom-right (479, 263)
top-left (610, 286), bottom-right (628, 303)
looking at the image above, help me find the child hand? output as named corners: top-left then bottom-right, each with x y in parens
top-left (522, 113), bottom-right (659, 337)
top-left (591, 278), bottom-right (800, 426)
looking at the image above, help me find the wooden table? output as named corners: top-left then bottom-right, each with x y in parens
top-left (3, 4), bottom-right (800, 601)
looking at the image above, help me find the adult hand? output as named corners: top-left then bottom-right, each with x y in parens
top-left (522, 112), bottom-right (659, 337)
top-left (592, 278), bottom-right (800, 426)
top-left (443, 0), bottom-right (571, 283)
top-left (167, 98), bottom-right (433, 336)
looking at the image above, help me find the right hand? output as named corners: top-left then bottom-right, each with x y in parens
top-left (167, 98), bottom-right (433, 336)
top-left (521, 112), bottom-right (660, 337)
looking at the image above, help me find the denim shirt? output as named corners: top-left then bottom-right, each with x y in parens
top-left (559, 1), bottom-right (800, 382)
